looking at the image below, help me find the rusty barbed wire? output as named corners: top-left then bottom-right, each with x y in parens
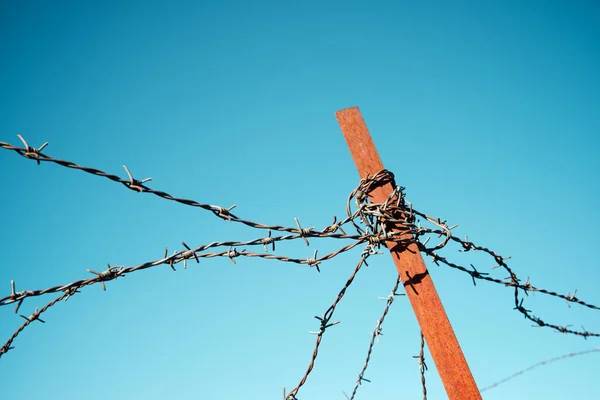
top-left (348, 169), bottom-right (600, 338)
top-left (0, 234), bottom-right (374, 358)
top-left (1, 165), bottom-right (421, 361)
top-left (0, 235), bottom-right (365, 309)
top-left (413, 331), bottom-right (427, 400)
top-left (347, 275), bottom-right (403, 400)
top-left (0, 138), bottom-right (406, 363)
top-left (424, 251), bottom-right (600, 337)
top-left (481, 347), bottom-right (600, 392)
top-left (1, 292), bottom-right (69, 356)
top-left (423, 235), bottom-right (600, 312)
top-left (284, 245), bottom-right (373, 400)
top-left (2, 136), bottom-right (599, 398)
top-left (0, 137), bottom-right (359, 237)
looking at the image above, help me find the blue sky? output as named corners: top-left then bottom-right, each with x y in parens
top-left (1, 1), bottom-right (599, 399)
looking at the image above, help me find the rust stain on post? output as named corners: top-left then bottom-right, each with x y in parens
top-left (336, 106), bottom-right (481, 400)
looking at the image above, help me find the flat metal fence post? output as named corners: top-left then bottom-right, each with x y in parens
top-left (336, 106), bottom-right (481, 400)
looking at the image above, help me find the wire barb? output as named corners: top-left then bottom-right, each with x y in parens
top-left (16, 134), bottom-right (48, 164)
top-left (295, 217), bottom-right (315, 246)
top-left (122, 165), bottom-right (151, 192)
top-left (87, 264), bottom-right (123, 291)
top-left (179, 242), bottom-right (200, 268)
top-left (20, 307), bottom-right (45, 324)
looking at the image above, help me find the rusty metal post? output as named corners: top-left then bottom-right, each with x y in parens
top-left (336, 106), bottom-right (481, 400)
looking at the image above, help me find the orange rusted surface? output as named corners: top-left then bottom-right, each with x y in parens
top-left (336, 107), bottom-right (481, 400)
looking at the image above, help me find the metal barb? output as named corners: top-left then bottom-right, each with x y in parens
top-left (87, 264), bottom-right (122, 291)
top-left (180, 242), bottom-right (200, 268)
top-left (122, 165), bottom-right (151, 192)
top-left (20, 307), bottom-right (45, 324)
top-left (16, 134), bottom-right (48, 164)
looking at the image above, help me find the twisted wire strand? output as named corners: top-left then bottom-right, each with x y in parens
top-left (481, 347), bottom-right (600, 392)
top-left (348, 275), bottom-right (403, 400)
top-left (285, 244), bottom-right (372, 400)
top-left (0, 140), bottom-right (358, 237)
top-left (417, 331), bottom-right (427, 400)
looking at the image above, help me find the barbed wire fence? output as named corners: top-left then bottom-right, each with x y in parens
top-left (1, 135), bottom-right (599, 398)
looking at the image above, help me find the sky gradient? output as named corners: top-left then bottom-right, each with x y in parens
top-left (1, 1), bottom-right (599, 399)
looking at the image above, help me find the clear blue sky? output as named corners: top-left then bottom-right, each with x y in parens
top-left (1, 1), bottom-right (599, 399)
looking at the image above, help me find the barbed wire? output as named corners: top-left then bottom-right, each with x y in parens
top-left (421, 249), bottom-right (599, 337)
top-left (0, 234), bottom-right (373, 358)
top-left (414, 331), bottom-right (427, 400)
top-left (346, 276), bottom-right (403, 400)
top-left (481, 347), bottom-right (600, 392)
top-left (0, 136), bottom-right (356, 236)
top-left (1, 291), bottom-right (70, 355)
top-left (0, 236), bottom-right (365, 310)
top-left (2, 135), bottom-right (599, 398)
top-left (284, 245), bottom-right (373, 400)
top-left (350, 170), bottom-right (600, 338)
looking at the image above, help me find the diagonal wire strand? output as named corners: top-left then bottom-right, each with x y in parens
top-left (481, 347), bottom-right (600, 392)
